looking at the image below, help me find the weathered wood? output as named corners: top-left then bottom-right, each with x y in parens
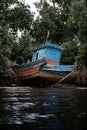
top-left (58, 71), bottom-right (74, 83)
top-left (51, 71), bottom-right (87, 87)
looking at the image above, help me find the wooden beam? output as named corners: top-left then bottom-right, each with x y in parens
top-left (58, 71), bottom-right (74, 83)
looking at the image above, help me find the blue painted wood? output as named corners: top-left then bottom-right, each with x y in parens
top-left (40, 65), bottom-right (75, 76)
top-left (14, 57), bottom-right (47, 71)
top-left (32, 43), bottom-right (63, 63)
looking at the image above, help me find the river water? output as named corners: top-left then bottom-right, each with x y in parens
top-left (0, 86), bottom-right (87, 130)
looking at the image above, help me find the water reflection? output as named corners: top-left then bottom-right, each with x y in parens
top-left (0, 87), bottom-right (87, 130)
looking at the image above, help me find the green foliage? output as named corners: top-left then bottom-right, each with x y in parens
top-left (8, 3), bottom-right (33, 32)
top-left (61, 40), bottom-right (78, 64)
top-left (0, 25), bottom-right (15, 75)
top-left (67, 0), bottom-right (87, 41)
top-left (32, 0), bottom-right (74, 45)
top-left (67, 0), bottom-right (87, 68)
top-left (32, 2), bottom-right (60, 44)
top-left (0, 0), bottom-right (33, 85)
top-left (10, 31), bottom-right (32, 64)
top-left (0, 0), bottom-right (18, 24)
top-left (0, 0), bottom-right (33, 32)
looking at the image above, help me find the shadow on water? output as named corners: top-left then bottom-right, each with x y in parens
top-left (0, 86), bottom-right (87, 130)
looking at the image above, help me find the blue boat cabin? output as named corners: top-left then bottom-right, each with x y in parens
top-left (32, 43), bottom-right (63, 65)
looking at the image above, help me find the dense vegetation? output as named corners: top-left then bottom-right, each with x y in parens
top-left (0, 0), bottom-right (87, 86)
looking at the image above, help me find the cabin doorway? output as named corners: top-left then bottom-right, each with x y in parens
top-left (36, 52), bottom-right (39, 60)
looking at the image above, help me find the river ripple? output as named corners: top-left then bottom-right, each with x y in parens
top-left (0, 86), bottom-right (87, 130)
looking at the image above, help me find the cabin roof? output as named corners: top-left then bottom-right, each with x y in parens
top-left (33, 43), bottom-right (63, 51)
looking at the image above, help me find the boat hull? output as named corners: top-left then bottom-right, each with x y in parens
top-left (14, 58), bottom-right (47, 80)
top-left (14, 58), bottom-right (75, 86)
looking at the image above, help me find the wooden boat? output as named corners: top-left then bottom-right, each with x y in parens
top-left (14, 43), bottom-right (75, 86)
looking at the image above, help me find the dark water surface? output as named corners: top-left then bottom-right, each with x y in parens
top-left (0, 86), bottom-right (87, 130)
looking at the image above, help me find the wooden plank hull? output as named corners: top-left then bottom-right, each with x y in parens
top-left (14, 58), bottom-right (75, 85)
top-left (39, 64), bottom-right (75, 81)
top-left (14, 58), bottom-right (47, 80)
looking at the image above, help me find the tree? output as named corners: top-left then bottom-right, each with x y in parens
top-left (0, 24), bottom-right (16, 86)
top-left (67, 0), bottom-right (87, 69)
top-left (61, 40), bottom-right (78, 65)
top-left (31, 0), bottom-right (74, 45)
top-left (8, 2), bottom-right (33, 32)
top-left (0, 0), bottom-right (18, 25)
top-left (0, 0), bottom-right (33, 85)
top-left (10, 31), bottom-right (33, 64)
top-left (0, 0), bottom-right (33, 32)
